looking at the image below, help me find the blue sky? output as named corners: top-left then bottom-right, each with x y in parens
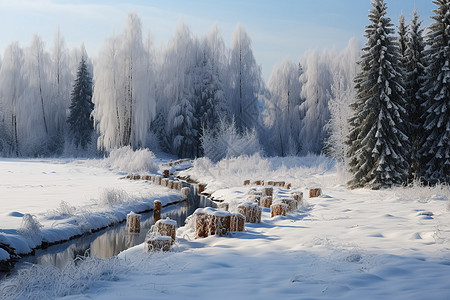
top-left (0, 0), bottom-right (436, 81)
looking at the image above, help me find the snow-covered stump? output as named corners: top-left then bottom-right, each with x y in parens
top-left (132, 174), bottom-right (141, 180)
top-left (155, 218), bottom-right (177, 244)
top-left (198, 183), bottom-right (206, 195)
top-left (181, 187), bottom-right (190, 198)
top-left (237, 203), bottom-right (262, 223)
top-left (291, 192), bottom-right (304, 207)
top-left (267, 181), bottom-right (274, 186)
top-left (243, 180), bottom-right (250, 186)
top-left (230, 213), bottom-right (245, 232)
top-left (211, 211), bottom-right (231, 236)
top-left (163, 169), bottom-right (170, 178)
top-left (285, 183), bottom-right (292, 189)
top-left (260, 196), bottom-right (273, 208)
top-left (252, 180), bottom-right (262, 185)
top-left (270, 203), bottom-right (288, 217)
top-left (156, 175), bottom-right (162, 185)
top-left (162, 178), bottom-right (169, 187)
top-left (280, 198), bottom-right (298, 212)
top-left (309, 188), bottom-right (322, 198)
top-left (150, 175), bottom-right (155, 182)
top-left (194, 209), bottom-right (209, 238)
top-left (147, 236), bottom-right (172, 252)
top-left (168, 180), bottom-right (174, 189)
top-left (260, 187), bottom-right (273, 197)
top-left (126, 211), bottom-right (141, 233)
top-left (154, 200), bottom-right (161, 224)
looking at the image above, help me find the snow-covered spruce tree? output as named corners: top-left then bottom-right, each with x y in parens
top-left (67, 55), bottom-right (94, 149)
top-left (346, 0), bottom-right (409, 189)
top-left (418, 0), bottom-right (450, 185)
top-left (397, 14), bottom-right (408, 61)
top-left (404, 10), bottom-right (427, 181)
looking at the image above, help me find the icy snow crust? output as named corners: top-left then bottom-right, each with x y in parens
top-left (1, 154), bottom-right (450, 299)
top-left (0, 157), bottom-right (181, 257)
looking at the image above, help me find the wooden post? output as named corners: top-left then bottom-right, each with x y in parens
top-left (156, 175), bottom-right (162, 185)
top-left (198, 183), bottom-right (206, 195)
top-left (126, 211), bottom-right (141, 233)
top-left (309, 188), bottom-right (322, 198)
top-left (162, 178), bottom-right (169, 187)
top-left (237, 203), bottom-right (262, 223)
top-left (154, 200), bottom-right (161, 224)
top-left (243, 180), bottom-right (250, 186)
top-left (285, 183), bottom-right (291, 189)
top-left (163, 169), bottom-right (170, 178)
top-left (168, 180), bottom-right (174, 189)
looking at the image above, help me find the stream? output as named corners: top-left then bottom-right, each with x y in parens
top-left (7, 182), bottom-right (216, 275)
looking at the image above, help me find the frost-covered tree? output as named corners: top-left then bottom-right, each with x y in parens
top-left (265, 59), bottom-right (303, 156)
top-left (347, 0), bottom-right (409, 189)
top-left (67, 55), bottom-right (94, 149)
top-left (93, 13), bottom-right (155, 151)
top-left (0, 42), bottom-right (24, 156)
top-left (404, 10), bottom-right (427, 180)
top-left (324, 39), bottom-right (360, 161)
top-left (229, 24), bottom-right (263, 132)
top-left (397, 14), bottom-right (408, 60)
top-left (418, 0), bottom-right (450, 185)
top-left (299, 50), bottom-right (334, 154)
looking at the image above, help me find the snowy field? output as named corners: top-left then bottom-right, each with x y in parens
top-left (1, 154), bottom-right (450, 299)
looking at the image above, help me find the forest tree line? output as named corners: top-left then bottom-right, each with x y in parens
top-left (0, 0), bottom-right (448, 188)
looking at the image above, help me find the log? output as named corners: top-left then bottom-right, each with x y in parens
top-left (270, 202), bottom-right (288, 217)
top-left (260, 196), bottom-right (273, 208)
top-left (126, 211), bottom-right (141, 233)
top-left (163, 169), bottom-right (170, 178)
top-left (147, 236), bottom-right (172, 251)
top-left (243, 180), bottom-right (250, 186)
top-left (181, 187), bottom-right (190, 198)
top-left (153, 200), bottom-right (161, 224)
top-left (237, 202), bottom-right (262, 223)
top-left (198, 183), bottom-right (206, 195)
top-left (155, 218), bottom-right (177, 244)
top-left (260, 187), bottom-right (273, 197)
top-left (309, 188), bottom-right (322, 198)
top-left (230, 213), bottom-right (245, 232)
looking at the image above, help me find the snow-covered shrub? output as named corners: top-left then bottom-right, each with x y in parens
top-left (18, 214), bottom-right (43, 245)
top-left (201, 118), bottom-right (262, 162)
top-left (98, 188), bottom-right (130, 207)
top-left (394, 180), bottom-right (450, 203)
top-left (46, 201), bottom-right (76, 219)
top-left (100, 146), bottom-right (158, 173)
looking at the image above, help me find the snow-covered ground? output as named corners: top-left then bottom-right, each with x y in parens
top-left (0, 149), bottom-right (183, 257)
top-left (1, 154), bottom-right (449, 299)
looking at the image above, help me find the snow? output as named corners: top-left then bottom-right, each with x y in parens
top-left (0, 157), bottom-right (182, 255)
top-left (1, 155), bottom-right (449, 299)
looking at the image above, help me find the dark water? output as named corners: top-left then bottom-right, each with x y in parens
top-left (11, 183), bottom-right (215, 272)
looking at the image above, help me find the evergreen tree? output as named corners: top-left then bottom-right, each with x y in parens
top-left (397, 14), bottom-right (408, 60)
top-left (346, 0), bottom-right (409, 189)
top-left (418, 0), bottom-right (450, 185)
top-left (67, 55), bottom-right (94, 149)
top-left (404, 10), bottom-right (427, 180)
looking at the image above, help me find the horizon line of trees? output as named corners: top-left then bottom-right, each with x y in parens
top-left (0, 0), bottom-right (447, 188)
